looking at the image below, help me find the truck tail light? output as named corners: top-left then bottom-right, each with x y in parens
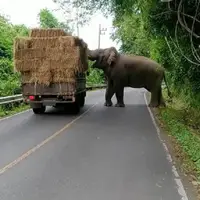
top-left (29, 96), bottom-right (35, 100)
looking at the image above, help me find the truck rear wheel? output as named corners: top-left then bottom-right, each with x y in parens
top-left (32, 106), bottom-right (46, 114)
top-left (71, 102), bottom-right (80, 114)
top-left (79, 96), bottom-right (85, 107)
top-left (75, 101), bottom-right (81, 113)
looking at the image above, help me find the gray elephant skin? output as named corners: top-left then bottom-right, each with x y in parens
top-left (87, 47), bottom-right (171, 108)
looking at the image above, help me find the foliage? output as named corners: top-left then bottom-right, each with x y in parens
top-left (0, 58), bottom-right (13, 80)
top-left (155, 88), bottom-right (200, 179)
top-left (0, 14), bottom-right (28, 96)
top-left (0, 15), bottom-right (29, 59)
top-left (39, 8), bottom-right (61, 28)
top-left (0, 103), bottom-right (29, 118)
top-left (86, 61), bottom-right (105, 85)
top-left (112, 12), bottom-right (150, 56)
top-left (52, 0), bottom-right (112, 27)
top-left (146, 0), bottom-right (200, 93)
top-left (161, 109), bottom-right (200, 168)
top-left (38, 8), bottom-right (72, 33)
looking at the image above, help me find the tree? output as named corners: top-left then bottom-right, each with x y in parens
top-left (39, 8), bottom-right (60, 28)
top-left (0, 14), bottom-right (29, 96)
top-left (0, 15), bottom-right (29, 59)
top-left (38, 8), bottom-right (72, 33)
top-left (52, 0), bottom-right (103, 27)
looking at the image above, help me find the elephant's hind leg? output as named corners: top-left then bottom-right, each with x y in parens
top-left (149, 85), bottom-right (165, 107)
top-left (115, 87), bottom-right (125, 107)
top-left (159, 88), bottom-right (166, 107)
top-left (149, 88), bottom-right (160, 107)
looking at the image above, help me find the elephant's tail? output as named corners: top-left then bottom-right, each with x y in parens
top-left (163, 72), bottom-right (172, 98)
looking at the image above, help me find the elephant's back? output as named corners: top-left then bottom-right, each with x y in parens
top-left (123, 55), bottom-right (163, 71)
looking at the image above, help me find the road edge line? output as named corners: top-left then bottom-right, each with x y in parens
top-left (0, 102), bottom-right (99, 176)
top-left (143, 92), bottom-right (189, 200)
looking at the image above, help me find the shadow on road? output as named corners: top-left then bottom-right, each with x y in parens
top-left (40, 105), bottom-right (92, 117)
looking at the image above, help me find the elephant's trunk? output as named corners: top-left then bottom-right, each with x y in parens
top-left (87, 49), bottom-right (98, 61)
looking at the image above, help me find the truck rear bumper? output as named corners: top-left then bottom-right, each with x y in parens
top-left (23, 91), bottom-right (86, 106)
top-left (26, 100), bottom-right (76, 108)
top-left (24, 96), bottom-right (76, 107)
top-left (28, 100), bottom-right (75, 107)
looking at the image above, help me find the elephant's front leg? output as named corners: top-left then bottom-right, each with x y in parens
top-left (115, 87), bottom-right (125, 107)
top-left (104, 80), bottom-right (115, 107)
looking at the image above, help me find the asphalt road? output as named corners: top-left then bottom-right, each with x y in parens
top-left (0, 89), bottom-right (194, 200)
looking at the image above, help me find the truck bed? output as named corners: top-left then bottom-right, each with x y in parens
top-left (22, 74), bottom-right (86, 96)
top-left (22, 82), bottom-right (85, 96)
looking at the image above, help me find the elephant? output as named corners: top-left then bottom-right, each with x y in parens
top-left (87, 47), bottom-right (171, 108)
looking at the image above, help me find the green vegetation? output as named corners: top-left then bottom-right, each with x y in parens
top-left (155, 90), bottom-right (200, 185)
top-left (38, 8), bottom-right (72, 33)
top-left (86, 62), bottom-right (105, 86)
top-left (0, 15), bottom-right (29, 97)
top-left (0, 103), bottom-right (29, 118)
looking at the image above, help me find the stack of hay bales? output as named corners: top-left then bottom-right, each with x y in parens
top-left (13, 28), bottom-right (88, 86)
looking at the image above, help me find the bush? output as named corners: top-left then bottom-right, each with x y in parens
top-left (86, 61), bottom-right (104, 85)
top-left (0, 75), bottom-right (21, 96)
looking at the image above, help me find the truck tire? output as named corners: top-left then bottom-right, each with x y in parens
top-left (72, 102), bottom-right (80, 114)
top-left (32, 106), bottom-right (46, 114)
top-left (79, 96), bottom-right (85, 107)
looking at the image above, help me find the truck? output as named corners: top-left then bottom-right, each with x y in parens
top-left (22, 72), bottom-right (87, 114)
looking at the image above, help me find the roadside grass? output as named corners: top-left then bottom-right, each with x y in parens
top-left (152, 88), bottom-right (200, 193)
top-left (0, 102), bottom-right (29, 118)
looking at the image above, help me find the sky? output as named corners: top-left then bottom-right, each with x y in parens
top-left (0, 0), bottom-right (121, 50)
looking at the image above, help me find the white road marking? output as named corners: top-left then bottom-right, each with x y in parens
top-left (144, 92), bottom-right (189, 200)
top-left (0, 102), bottom-right (99, 175)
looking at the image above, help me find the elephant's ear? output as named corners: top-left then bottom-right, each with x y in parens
top-left (107, 47), bottom-right (118, 66)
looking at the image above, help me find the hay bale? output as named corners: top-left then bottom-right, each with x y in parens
top-left (21, 71), bottom-right (32, 83)
top-left (30, 37), bottom-right (59, 48)
top-left (14, 48), bottom-right (46, 60)
top-left (52, 68), bottom-right (76, 83)
top-left (58, 36), bottom-right (78, 47)
top-left (14, 59), bottom-right (43, 72)
top-left (13, 37), bottom-right (32, 66)
top-left (71, 38), bottom-right (88, 71)
top-left (14, 47), bottom-right (84, 72)
top-left (29, 60), bottom-right (52, 85)
top-left (47, 46), bottom-right (86, 72)
top-left (47, 46), bottom-right (81, 61)
top-left (13, 31), bottom-right (89, 85)
top-left (30, 28), bottom-right (70, 37)
top-left (14, 37), bottom-right (33, 50)
top-left (49, 60), bottom-right (80, 72)
top-left (19, 60), bottom-right (51, 85)
top-left (15, 36), bottom-right (79, 50)
top-left (29, 37), bottom-right (76, 48)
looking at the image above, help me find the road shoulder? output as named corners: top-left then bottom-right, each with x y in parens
top-left (144, 91), bottom-right (198, 200)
